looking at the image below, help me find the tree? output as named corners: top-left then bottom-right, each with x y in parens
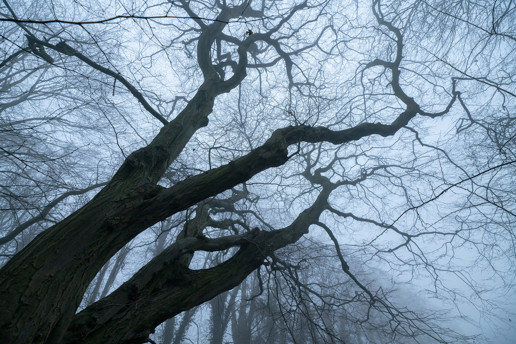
top-left (0, 0), bottom-right (514, 343)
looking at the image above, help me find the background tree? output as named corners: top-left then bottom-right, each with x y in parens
top-left (0, 0), bottom-right (514, 343)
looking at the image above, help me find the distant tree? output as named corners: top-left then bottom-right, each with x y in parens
top-left (0, 0), bottom-right (514, 343)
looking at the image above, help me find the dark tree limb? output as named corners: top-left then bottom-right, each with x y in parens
top-left (62, 186), bottom-right (332, 344)
top-left (25, 36), bottom-right (169, 125)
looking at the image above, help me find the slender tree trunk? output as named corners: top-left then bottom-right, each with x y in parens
top-left (231, 281), bottom-right (253, 344)
top-left (99, 246), bottom-right (129, 299)
top-left (210, 293), bottom-right (227, 344)
top-left (86, 263), bottom-right (109, 306)
top-left (161, 318), bottom-right (175, 344)
top-left (171, 309), bottom-right (195, 344)
top-left (60, 187), bottom-right (330, 344)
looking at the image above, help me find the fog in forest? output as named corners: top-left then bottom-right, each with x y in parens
top-left (0, 0), bottom-right (514, 343)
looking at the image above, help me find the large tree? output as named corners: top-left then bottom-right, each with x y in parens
top-left (0, 0), bottom-right (514, 343)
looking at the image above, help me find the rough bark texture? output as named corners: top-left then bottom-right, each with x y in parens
top-left (0, 99), bottom-right (418, 343)
top-left (0, 7), bottom-right (248, 339)
top-left (0, 2), bottom-right (446, 342)
top-left (0, 71), bottom-right (220, 344)
top-left (62, 236), bottom-right (267, 344)
top-left (59, 187), bottom-right (331, 343)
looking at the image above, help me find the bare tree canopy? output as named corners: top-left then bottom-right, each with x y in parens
top-left (0, 0), bottom-right (514, 343)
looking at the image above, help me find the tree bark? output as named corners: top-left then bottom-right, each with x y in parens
top-left (0, 2), bottom-right (434, 339)
top-left (0, 99), bottom-right (417, 343)
top-left (0, 85), bottom-right (218, 344)
top-left (56, 184), bottom-right (327, 343)
top-left (62, 237), bottom-right (268, 344)
top-left (0, 10), bottom-right (249, 338)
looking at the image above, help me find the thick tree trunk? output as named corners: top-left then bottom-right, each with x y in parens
top-left (0, 193), bottom-right (118, 344)
top-left (0, 183), bottom-right (106, 247)
top-left (0, 87), bottom-right (217, 344)
top-left (60, 188), bottom-right (330, 343)
top-left (0, 102), bottom-right (412, 343)
top-left (0, 47), bottom-right (417, 342)
top-left (62, 239), bottom-right (267, 344)
top-left (0, 11), bottom-right (253, 336)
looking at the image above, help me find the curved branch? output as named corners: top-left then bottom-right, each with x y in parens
top-left (128, 105), bottom-right (421, 231)
top-left (63, 185), bottom-right (332, 344)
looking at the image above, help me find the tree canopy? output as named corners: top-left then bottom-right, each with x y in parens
top-left (0, 0), bottom-right (515, 343)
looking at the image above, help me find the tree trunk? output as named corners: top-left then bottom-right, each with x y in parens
top-left (62, 241), bottom-right (267, 344)
top-left (0, 86), bottom-right (218, 344)
top-left (161, 318), bottom-right (175, 344)
top-left (171, 309), bottom-right (195, 344)
top-left (60, 188), bottom-right (330, 344)
top-left (86, 262), bottom-right (109, 306)
top-left (0, 193), bottom-right (123, 344)
top-left (99, 246), bottom-right (130, 299)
